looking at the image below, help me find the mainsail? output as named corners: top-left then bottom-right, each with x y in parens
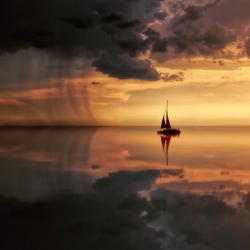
top-left (166, 111), bottom-right (171, 128)
top-left (161, 116), bottom-right (166, 129)
top-left (160, 101), bottom-right (171, 129)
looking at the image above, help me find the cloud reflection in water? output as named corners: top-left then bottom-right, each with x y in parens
top-left (1, 127), bottom-right (250, 249)
top-left (1, 170), bottom-right (250, 250)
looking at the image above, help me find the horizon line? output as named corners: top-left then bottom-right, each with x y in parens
top-left (1, 125), bottom-right (250, 128)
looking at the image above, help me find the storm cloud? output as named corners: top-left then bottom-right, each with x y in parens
top-left (0, 0), bottom-right (167, 80)
top-left (1, 0), bottom-right (250, 81)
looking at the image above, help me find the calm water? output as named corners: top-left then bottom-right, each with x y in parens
top-left (1, 127), bottom-right (250, 249)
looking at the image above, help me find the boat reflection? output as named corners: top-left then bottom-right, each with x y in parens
top-left (159, 134), bottom-right (180, 165)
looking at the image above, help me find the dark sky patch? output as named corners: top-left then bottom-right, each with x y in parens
top-left (117, 19), bottom-right (140, 29)
top-left (61, 17), bottom-right (96, 30)
top-left (154, 11), bottom-right (168, 20)
top-left (0, 0), bottom-right (53, 54)
top-left (102, 11), bottom-right (124, 23)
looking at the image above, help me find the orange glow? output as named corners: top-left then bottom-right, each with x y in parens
top-left (0, 99), bottom-right (26, 106)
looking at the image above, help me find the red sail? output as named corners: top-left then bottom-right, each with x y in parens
top-left (161, 116), bottom-right (166, 129)
top-left (166, 112), bottom-right (171, 128)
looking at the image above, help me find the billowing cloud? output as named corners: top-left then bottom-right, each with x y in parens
top-left (92, 52), bottom-right (160, 80)
top-left (0, 0), bottom-right (168, 80)
top-left (168, 20), bottom-right (237, 58)
top-left (2, 0), bottom-right (250, 81)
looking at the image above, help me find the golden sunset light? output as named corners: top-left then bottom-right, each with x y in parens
top-left (2, 1), bottom-right (250, 249)
top-left (1, 0), bottom-right (250, 126)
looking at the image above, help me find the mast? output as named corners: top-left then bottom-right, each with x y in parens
top-left (166, 100), bottom-right (171, 128)
top-left (167, 100), bottom-right (168, 114)
top-left (166, 100), bottom-right (168, 125)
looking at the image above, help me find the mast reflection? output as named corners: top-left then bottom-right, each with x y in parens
top-left (159, 134), bottom-right (180, 165)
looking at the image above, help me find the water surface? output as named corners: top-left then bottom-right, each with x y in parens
top-left (1, 127), bottom-right (250, 249)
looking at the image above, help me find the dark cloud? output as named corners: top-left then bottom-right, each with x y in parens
top-left (92, 52), bottom-right (160, 80)
top-left (179, 0), bottom-right (221, 23)
top-left (115, 37), bottom-right (149, 57)
top-left (154, 11), bottom-right (168, 21)
top-left (114, 27), bottom-right (168, 58)
top-left (61, 17), bottom-right (96, 30)
top-left (149, 0), bottom-right (238, 63)
top-left (243, 192), bottom-right (250, 213)
top-left (207, 0), bottom-right (250, 32)
top-left (102, 12), bottom-right (124, 23)
top-left (168, 20), bottom-right (237, 57)
top-left (0, 0), bottom-right (53, 54)
top-left (0, 0), bottom-right (167, 81)
top-left (245, 38), bottom-right (250, 57)
top-left (151, 38), bottom-right (168, 53)
top-left (202, 24), bottom-right (236, 51)
top-left (1, 0), bottom-right (249, 81)
top-left (144, 28), bottom-right (168, 53)
top-left (162, 72), bottom-right (184, 82)
top-left (117, 19), bottom-right (140, 29)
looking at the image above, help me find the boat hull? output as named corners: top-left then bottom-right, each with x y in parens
top-left (157, 129), bottom-right (181, 135)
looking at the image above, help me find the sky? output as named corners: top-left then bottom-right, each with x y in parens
top-left (1, 0), bottom-right (250, 126)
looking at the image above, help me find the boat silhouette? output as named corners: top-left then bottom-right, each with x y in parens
top-left (157, 100), bottom-right (181, 135)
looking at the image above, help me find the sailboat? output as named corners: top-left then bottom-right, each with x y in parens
top-left (157, 100), bottom-right (181, 135)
